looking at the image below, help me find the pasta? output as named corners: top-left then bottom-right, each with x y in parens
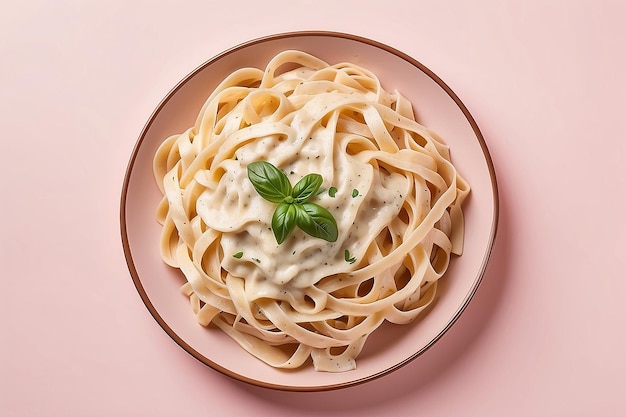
top-left (152, 50), bottom-right (469, 372)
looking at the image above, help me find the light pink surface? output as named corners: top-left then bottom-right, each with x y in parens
top-left (1, 0), bottom-right (624, 415)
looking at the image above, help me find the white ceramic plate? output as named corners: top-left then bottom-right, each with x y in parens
top-left (120, 31), bottom-right (498, 391)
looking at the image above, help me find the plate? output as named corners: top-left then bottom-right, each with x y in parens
top-left (120, 31), bottom-right (498, 391)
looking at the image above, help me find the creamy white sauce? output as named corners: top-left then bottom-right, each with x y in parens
top-left (196, 113), bottom-right (408, 302)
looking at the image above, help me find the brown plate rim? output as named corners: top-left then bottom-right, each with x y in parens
top-left (119, 30), bottom-right (500, 392)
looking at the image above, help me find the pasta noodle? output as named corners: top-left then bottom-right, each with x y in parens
top-left (153, 50), bottom-right (469, 372)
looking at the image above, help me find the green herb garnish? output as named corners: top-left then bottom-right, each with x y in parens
top-left (351, 189), bottom-right (359, 198)
top-left (247, 161), bottom-right (339, 244)
top-left (344, 249), bottom-right (357, 264)
top-left (233, 251), bottom-right (244, 259)
top-left (328, 186), bottom-right (338, 197)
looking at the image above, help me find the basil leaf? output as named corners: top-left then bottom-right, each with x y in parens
top-left (272, 202), bottom-right (297, 244)
top-left (292, 173), bottom-right (323, 203)
top-left (247, 161), bottom-right (292, 203)
top-left (247, 161), bottom-right (340, 244)
top-left (295, 202), bottom-right (338, 242)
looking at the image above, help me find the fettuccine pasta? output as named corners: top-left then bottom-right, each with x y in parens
top-left (153, 50), bottom-right (469, 372)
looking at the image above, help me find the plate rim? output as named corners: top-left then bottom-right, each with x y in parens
top-left (119, 30), bottom-right (500, 391)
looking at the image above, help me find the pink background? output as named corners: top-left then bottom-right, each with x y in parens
top-left (1, 1), bottom-right (624, 416)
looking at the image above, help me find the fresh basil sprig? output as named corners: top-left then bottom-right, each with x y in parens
top-left (247, 161), bottom-right (339, 244)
